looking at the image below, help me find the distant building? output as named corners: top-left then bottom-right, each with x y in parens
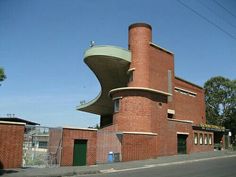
top-left (0, 116), bottom-right (39, 125)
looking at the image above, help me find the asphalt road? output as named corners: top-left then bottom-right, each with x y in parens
top-left (82, 156), bottom-right (236, 177)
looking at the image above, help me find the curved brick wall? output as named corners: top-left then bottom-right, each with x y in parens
top-left (128, 23), bottom-right (152, 88)
top-left (112, 90), bottom-right (167, 132)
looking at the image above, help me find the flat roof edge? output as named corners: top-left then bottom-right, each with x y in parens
top-left (117, 131), bottom-right (157, 136)
top-left (149, 42), bottom-right (174, 55)
top-left (0, 121), bottom-right (26, 125)
top-left (175, 76), bottom-right (203, 89)
top-left (63, 126), bottom-right (98, 131)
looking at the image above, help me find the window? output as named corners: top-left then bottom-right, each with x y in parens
top-left (167, 109), bottom-right (175, 119)
top-left (194, 133), bottom-right (198, 145)
top-left (209, 134), bottom-right (212, 145)
top-left (127, 68), bottom-right (135, 83)
top-left (168, 113), bottom-right (174, 119)
top-left (114, 99), bottom-right (120, 113)
top-left (189, 93), bottom-right (196, 97)
top-left (204, 134), bottom-right (208, 145)
top-left (38, 141), bottom-right (48, 148)
top-left (199, 133), bottom-right (203, 145)
top-left (174, 87), bottom-right (197, 97)
top-left (128, 71), bottom-right (133, 82)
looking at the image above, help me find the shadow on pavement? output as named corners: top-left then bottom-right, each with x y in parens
top-left (0, 169), bottom-right (18, 176)
top-left (0, 161), bottom-right (18, 176)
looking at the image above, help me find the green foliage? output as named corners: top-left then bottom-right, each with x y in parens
top-left (0, 67), bottom-right (6, 83)
top-left (88, 123), bottom-right (100, 129)
top-left (204, 76), bottom-right (236, 140)
top-left (95, 123), bottom-right (100, 129)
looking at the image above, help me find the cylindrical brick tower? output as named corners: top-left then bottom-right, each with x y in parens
top-left (110, 23), bottom-right (156, 133)
top-left (128, 23), bottom-right (152, 88)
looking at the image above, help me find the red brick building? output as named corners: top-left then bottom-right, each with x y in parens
top-left (76, 23), bottom-right (222, 163)
top-left (0, 23), bottom-right (225, 168)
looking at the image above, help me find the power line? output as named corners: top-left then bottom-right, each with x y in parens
top-left (177, 0), bottom-right (236, 40)
top-left (213, 0), bottom-right (236, 19)
top-left (198, 0), bottom-right (236, 29)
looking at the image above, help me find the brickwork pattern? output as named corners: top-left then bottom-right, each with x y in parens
top-left (163, 120), bottom-right (193, 155)
top-left (121, 134), bottom-right (157, 161)
top-left (128, 23), bottom-right (152, 88)
top-left (149, 46), bottom-right (175, 93)
top-left (113, 90), bottom-right (167, 133)
top-left (96, 125), bottom-right (121, 163)
top-left (0, 123), bottom-right (24, 169)
top-left (60, 128), bottom-right (97, 166)
top-left (174, 78), bottom-right (206, 124)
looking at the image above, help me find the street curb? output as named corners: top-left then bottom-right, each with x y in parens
top-left (99, 154), bottom-right (236, 174)
top-left (2, 152), bottom-right (236, 177)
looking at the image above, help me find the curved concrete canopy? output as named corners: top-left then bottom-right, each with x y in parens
top-left (77, 45), bottom-right (131, 115)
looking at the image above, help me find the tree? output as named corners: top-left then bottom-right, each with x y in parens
top-left (204, 76), bottom-right (236, 140)
top-left (0, 67), bottom-right (6, 84)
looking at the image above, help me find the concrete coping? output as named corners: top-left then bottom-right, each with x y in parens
top-left (167, 109), bottom-right (175, 114)
top-left (127, 68), bottom-right (135, 74)
top-left (167, 118), bottom-right (193, 124)
top-left (112, 96), bottom-right (123, 101)
top-left (117, 131), bottom-right (158, 136)
top-left (149, 42), bottom-right (174, 55)
top-left (0, 121), bottom-right (26, 125)
top-left (63, 126), bottom-right (98, 131)
top-left (177, 131), bottom-right (190, 135)
top-left (109, 87), bottom-right (172, 97)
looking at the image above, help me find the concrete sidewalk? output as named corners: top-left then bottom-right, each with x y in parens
top-left (1, 150), bottom-right (236, 177)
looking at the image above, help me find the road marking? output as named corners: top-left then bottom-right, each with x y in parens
top-left (100, 154), bottom-right (236, 174)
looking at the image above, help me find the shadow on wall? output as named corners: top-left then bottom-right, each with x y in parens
top-left (0, 160), bottom-right (18, 176)
top-left (0, 160), bottom-right (3, 169)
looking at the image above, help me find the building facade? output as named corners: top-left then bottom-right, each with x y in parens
top-left (77, 23), bottom-right (221, 163)
top-left (0, 23), bottom-right (225, 169)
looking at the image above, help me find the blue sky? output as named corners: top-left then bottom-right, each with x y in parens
top-left (0, 0), bottom-right (235, 127)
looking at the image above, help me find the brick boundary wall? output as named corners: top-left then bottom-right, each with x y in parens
top-left (0, 121), bottom-right (25, 169)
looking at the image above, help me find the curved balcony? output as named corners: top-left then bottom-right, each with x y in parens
top-left (77, 45), bottom-right (131, 115)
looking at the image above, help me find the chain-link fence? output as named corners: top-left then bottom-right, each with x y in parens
top-left (23, 125), bottom-right (62, 168)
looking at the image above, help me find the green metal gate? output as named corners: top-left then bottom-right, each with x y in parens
top-left (73, 139), bottom-right (87, 166)
top-left (177, 134), bottom-right (187, 154)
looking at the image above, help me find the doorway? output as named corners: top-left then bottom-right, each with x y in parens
top-left (177, 134), bottom-right (187, 154)
top-left (73, 139), bottom-right (87, 166)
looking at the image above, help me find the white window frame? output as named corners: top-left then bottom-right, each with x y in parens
top-left (114, 98), bottom-right (120, 113)
top-left (204, 134), bottom-right (208, 145)
top-left (209, 134), bottom-right (212, 145)
top-left (194, 133), bottom-right (198, 145)
top-left (199, 133), bottom-right (203, 145)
